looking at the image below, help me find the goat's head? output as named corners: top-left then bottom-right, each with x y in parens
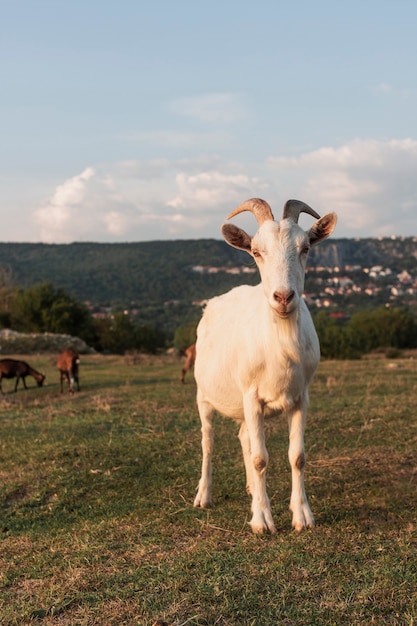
top-left (222, 198), bottom-right (337, 318)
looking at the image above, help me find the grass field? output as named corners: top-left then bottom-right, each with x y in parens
top-left (1, 353), bottom-right (417, 625)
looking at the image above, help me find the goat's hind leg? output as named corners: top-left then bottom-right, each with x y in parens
top-left (193, 394), bottom-right (214, 509)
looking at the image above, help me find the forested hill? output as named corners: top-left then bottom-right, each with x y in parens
top-left (0, 240), bottom-right (251, 305)
top-left (0, 236), bottom-right (416, 307)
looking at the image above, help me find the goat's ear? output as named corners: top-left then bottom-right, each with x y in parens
top-left (221, 223), bottom-right (252, 252)
top-left (308, 212), bottom-right (337, 246)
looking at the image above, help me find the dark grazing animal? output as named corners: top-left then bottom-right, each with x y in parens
top-left (0, 358), bottom-right (45, 394)
top-left (57, 348), bottom-right (80, 393)
top-left (180, 343), bottom-right (196, 384)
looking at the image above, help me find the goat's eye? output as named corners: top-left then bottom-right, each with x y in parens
top-left (301, 245), bottom-right (310, 255)
top-left (252, 249), bottom-right (261, 258)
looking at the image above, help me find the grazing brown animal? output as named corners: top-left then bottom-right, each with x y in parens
top-left (180, 343), bottom-right (196, 384)
top-left (0, 358), bottom-right (45, 394)
top-left (57, 348), bottom-right (80, 393)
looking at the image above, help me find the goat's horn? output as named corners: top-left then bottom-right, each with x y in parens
top-left (226, 198), bottom-right (274, 225)
top-left (282, 199), bottom-right (321, 223)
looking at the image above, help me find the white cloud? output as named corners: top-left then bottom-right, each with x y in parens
top-left (35, 167), bottom-right (96, 242)
top-left (103, 211), bottom-right (128, 236)
top-left (31, 138), bottom-right (417, 242)
top-left (167, 171), bottom-right (266, 210)
top-left (35, 167), bottom-right (144, 242)
top-left (267, 138), bottom-right (417, 237)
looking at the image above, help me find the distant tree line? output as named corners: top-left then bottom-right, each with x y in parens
top-left (1, 280), bottom-right (417, 358)
top-left (0, 282), bottom-right (165, 354)
top-left (314, 307), bottom-right (417, 359)
top-left (174, 306), bottom-right (417, 359)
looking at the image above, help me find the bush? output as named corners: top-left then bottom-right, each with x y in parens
top-left (173, 322), bottom-right (197, 352)
top-left (93, 312), bottom-right (165, 354)
top-left (385, 347), bottom-right (401, 359)
top-left (11, 282), bottom-right (96, 344)
top-left (314, 306), bottom-right (417, 359)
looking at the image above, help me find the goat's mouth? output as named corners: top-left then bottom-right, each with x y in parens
top-left (272, 302), bottom-right (297, 319)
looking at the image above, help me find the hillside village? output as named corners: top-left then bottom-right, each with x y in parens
top-left (189, 248), bottom-right (417, 313)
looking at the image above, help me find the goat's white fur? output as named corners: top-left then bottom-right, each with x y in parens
top-left (193, 198), bottom-right (337, 533)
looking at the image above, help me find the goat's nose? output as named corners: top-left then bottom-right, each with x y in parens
top-left (273, 289), bottom-right (295, 305)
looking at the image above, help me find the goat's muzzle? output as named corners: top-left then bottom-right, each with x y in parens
top-left (273, 289), bottom-right (296, 317)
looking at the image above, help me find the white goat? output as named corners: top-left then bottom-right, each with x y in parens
top-left (193, 198), bottom-right (337, 533)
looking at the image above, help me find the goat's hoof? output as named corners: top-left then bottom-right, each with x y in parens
top-left (250, 514), bottom-right (277, 535)
top-left (193, 496), bottom-right (212, 509)
top-left (250, 522), bottom-right (277, 535)
top-left (250, 523), bottom-right (266, 535)
top-left (292, 518), bottom-right (315, 532)
top-left (194, 502), bottom-right (212, 509)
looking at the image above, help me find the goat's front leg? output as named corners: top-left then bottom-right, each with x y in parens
top-left (193, 393), bottom-right (214, 509)
top-left (244, 390), bottom-right (276, 534)
top-left (288, 400), bottom-right (315, 531)
top-left (238, 421), bottom-right (254, 496)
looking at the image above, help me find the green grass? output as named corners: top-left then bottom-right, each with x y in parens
top-left (1, 354), bottom-right (417, 625)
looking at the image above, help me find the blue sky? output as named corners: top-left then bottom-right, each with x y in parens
top-left (1, 0), bottom-right (416, 242)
